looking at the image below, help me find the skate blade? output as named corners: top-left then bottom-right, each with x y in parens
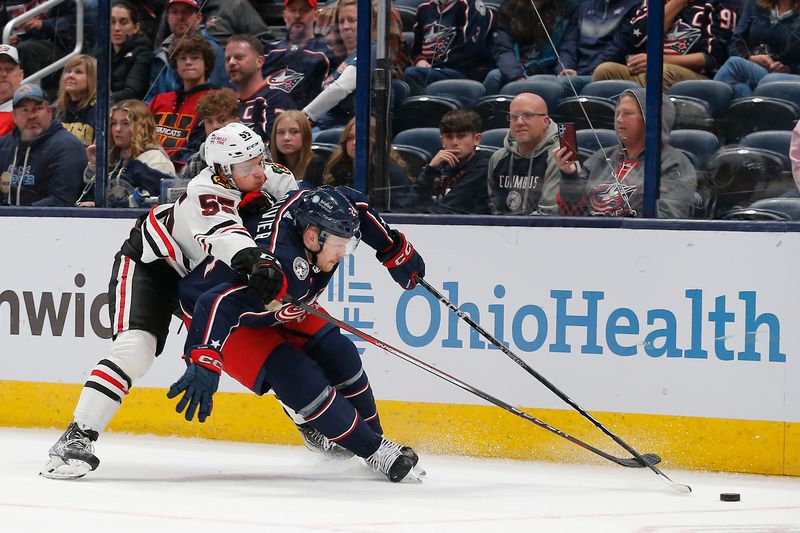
top-left (39, 456), bottom-right (92, 480)
top-left (403, 465), bottom-right (427, 483)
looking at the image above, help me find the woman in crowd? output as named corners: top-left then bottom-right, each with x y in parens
top-left (77, 99), bottom-right (175, 207)
top-left (54, 54), bottom-right (97, 146)
top-left (110, 0), bottom-right (155, 102)
top-left (270, 110), bottom-right (325, 189)
top-left (303, 0), bottom-right (374, 129)
top-left (323, 117), bottom-right (412, 209)
top-left (483, 0), bottom-right (576, 94)
top-left (714, 0), bottom-right (800, 98)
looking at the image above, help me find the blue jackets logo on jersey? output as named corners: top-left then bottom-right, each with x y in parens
top-left (265, 69), bottom-right (305, 93)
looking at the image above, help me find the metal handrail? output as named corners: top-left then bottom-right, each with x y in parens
top-left (2, 0), bottom-right (84, 85)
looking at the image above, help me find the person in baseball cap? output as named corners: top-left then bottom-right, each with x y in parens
top-left (0, 46), bottom-right (24, 135)
top-left (12, 82), bottom-right (47, 108)
top-left (0, 44), bottom-right (20, 66)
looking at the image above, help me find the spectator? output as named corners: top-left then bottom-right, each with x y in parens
top-left (591, 0), bottom-right (736, 89)
top-left (125, 0), bottom-right (165, 44)
top-left (0, 44), bottom-right (24, 136)
top-left (147, 0), bottom-right (229, 100)
top-left (199, 0), bottom-right (274, 46)
top-left (791, 119), bottom-right (800, 193)
top-left (303, 0), bottom-right (371, 129)
top-left (6, 2), bottom-right (77, 94)
top-left (262, 0), bottom-right (338, 109)
top-left (110, 0), bottom-right (155, 102)
top-left (403, 0), bottom-right (495, 95)
top-left (323, 116), bottom-right (412, 208)
top-left (148, 33), bottom-right (217, 169)
top-left (483, 0), bottom-right (575, 95)
top-left (487, 93), bottom-right (561, 215)
top-left (0, 83), bottom-right (87, 206)
top-left (180, 88), bottom-right (240, 178)
top-left (554, 88), bottom-right (697, 218)
top-left (555, 0), bottom-right (642, 94)
top-left (226, 34), bottom-right (297, 144)
top-left (714, 0), bottom-right (800, 98)
top-left (270, 109), bottom-right (325, 189)
top-left (54, 54), bottom-right (97, 147)
top-left (77, 99), bottom-right (176, 207)
top-left (408, 108), bottom-right (491, 213)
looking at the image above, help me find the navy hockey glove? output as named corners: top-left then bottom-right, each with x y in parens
top-left (167, 346), bottom-right (223, 423)
top-left (376, 230), bottom-right (425, 290)
top-left (238, 191), bottom-right (273, 221)
top-left (231, 247), bottom-right (288, 304)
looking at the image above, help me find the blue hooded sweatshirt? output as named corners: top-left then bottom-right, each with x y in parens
top-left (0, 119), bottom-right (88, 206)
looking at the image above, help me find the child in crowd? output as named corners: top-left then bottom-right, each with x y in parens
top-left (408, 109), bottom-right (491, 214)
top-left (180, 88), bottom-right (241, 178)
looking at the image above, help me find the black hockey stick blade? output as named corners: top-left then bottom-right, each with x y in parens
top-left (283, 295), bottom-right (668, 472)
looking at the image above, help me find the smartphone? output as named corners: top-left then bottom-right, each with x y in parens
top-left (558, 122), bottom-right (578, 161)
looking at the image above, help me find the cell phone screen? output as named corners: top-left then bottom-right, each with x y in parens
top-left (558, 122), bottom-right (578, 161)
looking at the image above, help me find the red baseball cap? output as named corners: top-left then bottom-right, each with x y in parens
top-left (284, 0), bottom-right (318, 8)
top-left (168, 0), bottom-right (200, 11)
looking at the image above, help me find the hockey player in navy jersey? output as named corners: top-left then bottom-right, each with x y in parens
top-left (39, 123), bottom-right (306, 480)
top-left (170, 186), bottom-right (427, 482)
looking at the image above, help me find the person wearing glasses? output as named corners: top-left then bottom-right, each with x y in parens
top-left (487, 92), bottom-right (562, 215)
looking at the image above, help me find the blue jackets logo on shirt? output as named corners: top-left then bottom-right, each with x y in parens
top-left (265, 69), bottom-right (305, 93)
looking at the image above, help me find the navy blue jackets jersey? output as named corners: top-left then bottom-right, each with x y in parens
top-left (178, 187), bottom-right (397, 346)
top-left (263, 36), bottom-right (338, 109)
top-left (238, 82), bottom-right (298, 144)
top-left (411, 0), bottom-right (494, 72)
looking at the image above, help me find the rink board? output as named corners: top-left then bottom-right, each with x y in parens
top-left (0, 215), bottom-right (798, 475)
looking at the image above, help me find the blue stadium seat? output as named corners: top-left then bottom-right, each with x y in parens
top-left (740, 130), bottom-right (793, 170)
top-left (479, 128), bottom-right (508, 149)
top-left (720, 197), bottom-right (800, 220)
top-left (392, 144), bottom-right (431, 178)
top-left (312, 127), bottom-right (345, 144)
top-left (668, 80), bottom-right (733, 133)
top-left (392, 128), bottom-right (443, 157)
top-left (498, 79), bottom-right (564, 112)
top-left (723, 97), bottom-right (800, 143)
top-left (753, 81), bottom-right (800, 104)
top-left (553, 96), bottom-right (617, 130)
top-left (668, 129), bottom-right (720, 170)
top-left (311, 143), bottom-right (338, 163)
top-left (424, 79), bottom-right (486, 107)
top-left (707, 146), bottom-right (795, 217)
top-left (475, 95), bottom-right (513, 130)
top-left (575, 128), bottom-right (617, 160)
top-left (580, 80), bottom-right (639, 100)
top-left (394, 95), bottom-right (459, 133)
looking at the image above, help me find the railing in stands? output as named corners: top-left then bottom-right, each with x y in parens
top-left (2, 0), bottom-right (85, 85)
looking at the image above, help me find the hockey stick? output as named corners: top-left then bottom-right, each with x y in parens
top-left (415, 276), bottom-right (691, 493)
top-left (283, 295), bottom-right (661, 470)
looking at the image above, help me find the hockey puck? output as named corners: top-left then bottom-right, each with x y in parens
top-left (720, 493), bottom-right (740, 502)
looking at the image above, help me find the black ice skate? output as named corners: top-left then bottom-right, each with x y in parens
top-left (40, 422), bottom-right (100, 479)
top-left (365, 437), bottom-right (424, 482)
top-left (297, 423), bottom-right (354, 460)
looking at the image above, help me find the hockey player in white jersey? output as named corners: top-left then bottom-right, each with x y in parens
top-left (40, 123), bottom-right (302, 479)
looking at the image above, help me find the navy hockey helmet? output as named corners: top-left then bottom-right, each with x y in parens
top-left (295, 186), bottom-right (361, 242)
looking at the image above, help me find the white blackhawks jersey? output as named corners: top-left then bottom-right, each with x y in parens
top-left (139, 162), bottom-right (298, 276)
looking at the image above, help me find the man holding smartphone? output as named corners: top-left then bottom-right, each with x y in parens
top-left (487, 92), bottom-right (562, 215)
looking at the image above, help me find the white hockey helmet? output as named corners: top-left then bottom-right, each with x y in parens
top-left (204, 123), bottom-right (266, 179)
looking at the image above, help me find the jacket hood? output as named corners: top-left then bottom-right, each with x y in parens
top-left (617, 87), bottom-right (675, 145)
top-left (503, 120), bottom-right (559, 158)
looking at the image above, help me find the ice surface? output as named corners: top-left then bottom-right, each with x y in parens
top-left (2, 428), bottom-right (799, 532)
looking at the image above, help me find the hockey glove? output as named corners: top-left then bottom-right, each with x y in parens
top-left (376, 230), bottom-right (425, 290)
top-left (231, 247), bottom-right (288, 304)
top-left (238, 191), bottom-right (273, 221)
top-left (167, 346), bottom-right (223, 423)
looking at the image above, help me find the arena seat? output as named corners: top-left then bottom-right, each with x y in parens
top-left (394, 96), bottom-right (459, 133)
top-left (499, 79), bottom-right (564, 112)
top-left (479, 128), bottom-right (508, 149)
top-left (723, 97), bottom-right (799, 143)
top-left (553, 96), bottom-right (617, 130)
top-left (668, 129), bottom-right (720, 170)
top-left (475, 95), bottom-right (513, 129)
top-left (753, 81), bottom-right (800, 104)
top-left (392, 144), bottom-right (431, 178)
top-left (311, 143), bottom-right (337, 163)
top-left (739, 130), bottom-right (793, 169)
top-left (580, 80), bottom-right (639, 100)
top-left (668, 80), bottom-right (733, 133)
top-left (424, 79), bottom-right (486, 107)
top-left (392, 127), bottom-right (443, 157)
top-left (312, 127), bottom-right (344, 144)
